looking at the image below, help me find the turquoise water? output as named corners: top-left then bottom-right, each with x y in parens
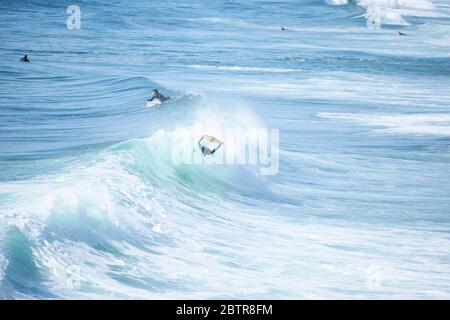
top-left (1, 0), bottom-right (450, 299)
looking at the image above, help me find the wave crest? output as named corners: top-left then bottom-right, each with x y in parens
top-left (326, 0), bottom-right (446, 25)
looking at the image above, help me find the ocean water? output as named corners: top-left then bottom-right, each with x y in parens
top-left (1, 0), bottom-right (450, 299)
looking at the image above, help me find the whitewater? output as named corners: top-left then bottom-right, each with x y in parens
top-left (1, 0), bottom-right (450, 299)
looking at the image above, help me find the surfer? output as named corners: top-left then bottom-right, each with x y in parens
top-left (281, 26), bottom-right (286, 31)
top-left (19, 54), bottom-right (30, 63)
top-left (147, 89), bottom-right (170, 103)
top-left (198, 135), bottom-right (223, 156)
top-left (398, 31), bottom-right (407, 36)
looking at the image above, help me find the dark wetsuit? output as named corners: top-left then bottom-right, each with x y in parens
top-left (147, 93), bottom-right (169, 103)
top-left (20, 56), bottom-right (30, 63)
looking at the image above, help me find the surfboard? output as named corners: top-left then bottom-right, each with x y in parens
top-left (198, 135), bottom-right (223, 156)
top-left (145, 100), bottom-right (162, 107)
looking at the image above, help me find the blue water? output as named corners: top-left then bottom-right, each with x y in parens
top-left (1, 0), bottom-right (450, 299)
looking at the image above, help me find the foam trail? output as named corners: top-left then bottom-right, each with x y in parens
top-left (317, 113), bottom-right (450, 136)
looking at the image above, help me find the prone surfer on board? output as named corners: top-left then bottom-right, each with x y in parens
top-left (146, 89), bottom-right (170, 103)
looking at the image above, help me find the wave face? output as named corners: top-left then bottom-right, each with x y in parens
top-left (1, 0), bottom-right (450, 299)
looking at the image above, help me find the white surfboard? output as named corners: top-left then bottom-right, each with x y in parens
top-left (145, 100), bottom-right (162, 107)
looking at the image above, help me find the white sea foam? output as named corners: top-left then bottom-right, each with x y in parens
top-left (326, 0), bottom-right (349, 5)
top-left (0, 254), bottom-right (7, 283)
top-left (327, 0), bottom-right (447, 25)
top-left (186, 64), bottom-right (298, 73)
top-left (317, 112), bottom-right (450, 136)
top-left (189, 17), bottom-right (258, 28)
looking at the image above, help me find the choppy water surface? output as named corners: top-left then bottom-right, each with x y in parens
top-left (1, 0), bottom-right (450, 299)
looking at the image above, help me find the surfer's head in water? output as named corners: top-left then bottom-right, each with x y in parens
top-left (19, 55), bottom-right (29, 63)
